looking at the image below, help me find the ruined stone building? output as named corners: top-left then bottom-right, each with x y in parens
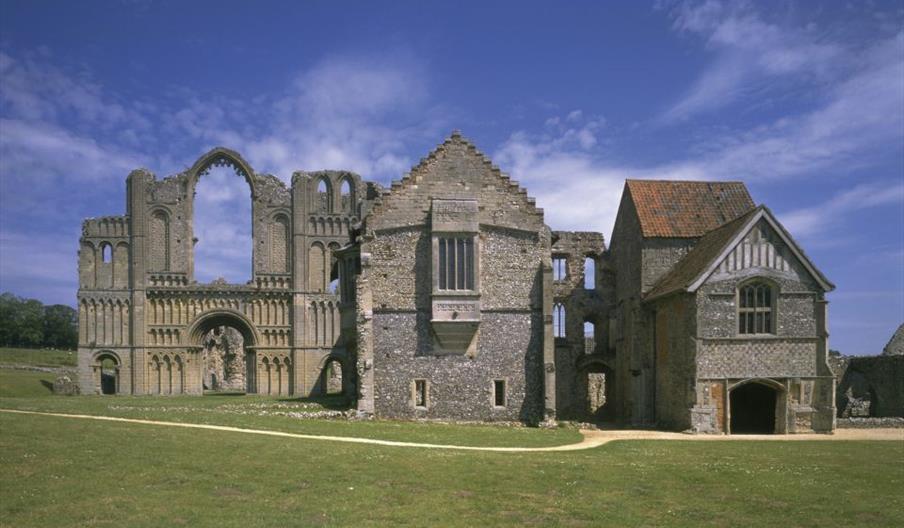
top-left (78, 132), bottom-right (839, 433)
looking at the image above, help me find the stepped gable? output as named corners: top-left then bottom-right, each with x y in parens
top-left (364, 131), bottom-right (544, 230)
top-left (626, 179), bottom-right (755, 238)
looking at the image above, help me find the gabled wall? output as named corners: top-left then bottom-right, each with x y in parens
top-left (352, 133), bottom-right (553, 422)
top-left (689, 219), bottom-right (835, 433)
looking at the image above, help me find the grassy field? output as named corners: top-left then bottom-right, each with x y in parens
top-left (1, 413), bottom-right (901, 527)
top-left (1, 367), bottom-right (903, 526)
top-left (0, 368), bottom-right (580, 448)
top-left (0, 370), bottom-right (56, 398)
top-left (0, 347), bottom-right (77, 367)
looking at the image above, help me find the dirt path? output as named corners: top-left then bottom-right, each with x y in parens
top-left (1, 409), bottom-right (901, 453)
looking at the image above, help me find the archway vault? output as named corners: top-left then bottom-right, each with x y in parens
top-left (187, 309), bottom-right (261, 348)
top-left (186, 147), bottom-right (258, 197)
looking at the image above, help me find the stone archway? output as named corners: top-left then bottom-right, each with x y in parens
top-left (188, 310), bottom-right (260, 393)
top-left (93, 351), bottom-right (120, 395)
top-left (321, 356), bottom-right (345, 396)
top-left (729, 379), bottom-right (783, 434)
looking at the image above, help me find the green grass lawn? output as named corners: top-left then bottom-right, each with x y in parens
top-left (1, 412), bottom-right (901, 528)
top-left (0, 347), bottom-right (77, 367)
top-left (0, 368), bottom-right (580, 448)
top-left (2, 363), bottom-right (902, 527)
top-left (0, 370), bottom-right (56, 398)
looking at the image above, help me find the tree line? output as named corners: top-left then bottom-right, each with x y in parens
top-left (0, 292), bottom-right (78, 349)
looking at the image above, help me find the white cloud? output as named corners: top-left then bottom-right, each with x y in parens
top-left (495, 115), bottom-right (695, 237)
top-left (0, 49), bottom-right (448, 303)
top-left (663, 0), bottom-right (844, 122)
top-left (0, 118), bottom-right (141, 182)
top-left (779, 181), bottom-right (904, 238)
top-left (498, 27), bottom-right (903, 239)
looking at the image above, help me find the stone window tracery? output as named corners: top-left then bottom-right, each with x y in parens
top-left (436, 236), bottom-right (475, 291)
top-left (738, 281), bottom-right (774, 335)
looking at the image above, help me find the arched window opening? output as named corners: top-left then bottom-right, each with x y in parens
top-left (194, 164), bottom-right (252, 283)
top-left (101, 243), bottom-right (112, 264)
top-left (316, 178), bottom-right (331, 213)
top-left (738, 281), bottom-right (775, 334)
top-left (584, 257), bottom-right (595, 289)
top-left (553, 303), bottom-right (566, 338)
top-left (340, 178), bottom-right (353, 212)
top-left (584, 321), bottom-right (595, 354)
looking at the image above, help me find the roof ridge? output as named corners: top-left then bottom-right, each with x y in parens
top-left (626, 178), bottom-right (748, 185)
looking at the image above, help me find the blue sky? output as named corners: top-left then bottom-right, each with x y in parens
top-left (0, 0), bottom-right (901, 355)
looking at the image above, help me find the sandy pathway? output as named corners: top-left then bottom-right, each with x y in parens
top-left (1, 409), bottom-right (900, 453)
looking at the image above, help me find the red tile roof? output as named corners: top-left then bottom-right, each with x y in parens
top-left (626, 180), bottom-right (755, 238)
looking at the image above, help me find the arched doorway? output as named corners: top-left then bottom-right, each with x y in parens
top-left (100, 356), bottom-right (119, 394)
top-left (94, 352), bottom-right (120, 394)
top-left (730, 381), bottom-right (780, 434)
top-left (188, 310), bottom-right (260, 394)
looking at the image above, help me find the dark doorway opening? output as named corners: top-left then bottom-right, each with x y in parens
top-left (100, 356), bottom-right (117, 395)
top-left (100, 373), bottom-right (116, 394)
top-left (730, 382), bottom-right (777, 434)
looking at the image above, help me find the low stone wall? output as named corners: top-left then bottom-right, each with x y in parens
top-left (836, 417), bottom-right (904, 428)
top-left (830, 354), bottom-right (904, 418)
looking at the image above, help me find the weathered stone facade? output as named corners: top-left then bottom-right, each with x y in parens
top-left (345, 134), bottom-right (554, 422)
top-left (78, 134), bottom-right (841, 433)
top-left (77, 148), bottom-right (370, 398)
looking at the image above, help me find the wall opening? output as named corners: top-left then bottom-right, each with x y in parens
top-left (99, 355), bottom-right (117, 394)
top-left (317, 178), bottom-right (331, 213)
top-left (414, 379), bottom-right (428, 408)
top-left (553, 304), bottom-right (566, 338)
top-left (730, 382), bottom-right (778, 434)
top-left (587, 364), bottom-right (615, 422)
top-left (101, 243), bottom-right (112, 264)
top-left (552, 256), bottom-right (567, 281)
top-left (584, 257), bottom-right (595, 289)
top-left (493, 379), bottom-right (506, 407)
top-left (194, 164), bottom-right (252, 283)
top-left (584, 321), bottom-right (595, 354)
top-left (325, 358), bottom-right (343, 395)
top-left (340, 178), bottom-right (353, 212)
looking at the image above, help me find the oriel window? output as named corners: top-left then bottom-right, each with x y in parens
top-left (437, 237), bottom-right (475, 291)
